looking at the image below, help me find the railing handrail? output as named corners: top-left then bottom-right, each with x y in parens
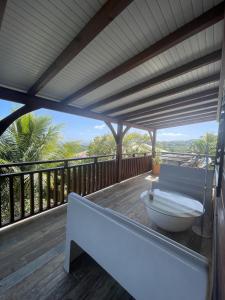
top-left (160, 151), bottom-right (215, 159)
top-left (0, 152), bottom-right (151, 169)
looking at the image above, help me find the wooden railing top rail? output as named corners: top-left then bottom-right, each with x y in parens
top-left (0, 152), bottom-right (151, 168)
top-left (160, 151), bottom-right (215, 159)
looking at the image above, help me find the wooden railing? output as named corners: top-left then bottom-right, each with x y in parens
top-left (0, 153), bottom-right (152, 227)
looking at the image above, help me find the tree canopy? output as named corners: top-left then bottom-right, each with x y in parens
top-left (88, 132), bottom-right (151, 156)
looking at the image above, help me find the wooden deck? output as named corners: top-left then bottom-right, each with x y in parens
top-left (0, 173), bottom-right (211, 300)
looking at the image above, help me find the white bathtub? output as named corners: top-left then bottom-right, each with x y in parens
top-left (140, 190), bottom-right (204, 232)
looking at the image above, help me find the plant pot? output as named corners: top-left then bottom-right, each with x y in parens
top-left (152, 163), bottom-right (160, 176)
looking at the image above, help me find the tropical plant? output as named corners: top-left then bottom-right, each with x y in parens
top-left (0, 113), bottom-right (62, 169)
top-left (190, 133), bottom-right (217, 156)
top-left (88, 132), bottom-right (151, 156)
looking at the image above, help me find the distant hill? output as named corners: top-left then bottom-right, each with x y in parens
top-left (157, 140), bottom-right (196, 153)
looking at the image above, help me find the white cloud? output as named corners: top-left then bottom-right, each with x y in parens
top-left (94, 124), bottom-right (106, 130)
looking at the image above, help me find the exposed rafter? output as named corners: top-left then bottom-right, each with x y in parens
top-left (139, 108), bottom-right (217, 126)
top-left (152, 114), bottom-right (216, 129)
top-left (102, 73), bottom-right (220, 115)
top-left (63, 3), bottom-right (224, 105)
top-left (28, 0), bottom-right (133, 95)
top-left (117, 88), bottom-right (218, 120)
top-left (0, 86), bottom-right (149, 131)
top-left (124, 95), bottom-right (217, 122)
top-left (0, 105), bottom-right (36, 136)
top-left (85, 50), bottom-right (221, 110)
top-left (132, 101), bottom-right (217, 124)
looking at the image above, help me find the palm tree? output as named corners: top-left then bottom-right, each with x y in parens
top-left (0, 113), bottom-right (61, 170)
top-left (190, 133), bottom-right (217, 156)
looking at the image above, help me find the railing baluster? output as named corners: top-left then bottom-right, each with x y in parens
top-left (9, 176), bottom-right (14, 223)
top-left (20, 174), bottom-right (25, 219)
top-left (66, 167), bottom-right (70, 196)
top-left (39, 172), bottom-right (43, 212)
top-left (30, 173), bottom-right (34, 215)
top-left (72, 167), bottom-right (77, 193)
top-left (53, 170), bottom-right (58, 206)
top-left (46, 171), bottom-right (51, 209)
top-left (60, 168), bottom-right (65, 204)
top-left (78, 166), bottom-right (81, 195)
top-left (83, 165), bottom-right (87, 196)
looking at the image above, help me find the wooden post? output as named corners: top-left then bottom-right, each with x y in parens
top-left (105, 122), bottom-right (130, 183)
top-left (116, 123), bottom-right (123, 182)
top-left (148, 129), bottom-right (157, 158)
top-left (216, 99), bottom-right (225, 197)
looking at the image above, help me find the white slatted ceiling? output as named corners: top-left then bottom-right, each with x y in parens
top-left (92, 61), bottom-right (220, 113)
top-left (70, 22), bottom-right (223, 108)
top-left (128, 99), bottom-right (218, 121)
top-left (109, 81), bottom-right (219, 116)
top-left (0, 0), bottom-right (106, 91)
top-left (39, 0), bottom-right (223, 101)
top-left (140, 109), bottom-right (217, 125)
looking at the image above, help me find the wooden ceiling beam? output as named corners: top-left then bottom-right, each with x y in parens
top-left (103, 73), bottom-right (220, 115)
top-left (28, 0), bottom-right (133, 95)
top-left (118, 88), bottom-right (218, 120)
top-left (138, 107), bottom-right (217, 126)
top-left (63, 3), bottom-right (224, 105)
top-left (0, 87), bottom-right (149, 131)
top-left (132, 101), bottom-right (217, 123)
top-left (143, 112), bottom-right (216, 128)
top-left (0, 105), bottom-right (37, 136)
top-left (85, 50), bottom-right (221, 110)
top-left (124, 94), bottom-right (218, 122)
top-left (0, 0), bottom-right (7, 29)
top-left (152, 114), bottom-right (216, 129)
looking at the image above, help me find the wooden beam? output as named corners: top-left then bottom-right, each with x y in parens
top-left (140, 109), bottom-right (217, 126)
top-left (0, 105), bottom-right (37, 136)
top-left (103, 73), bottom-right (220, 115)
top-left (116, 123), bottom-right (123, 182)
top-left (0, 86), bottom-right (149, 131)
top-left (118, 88), bottom-right (218, 120)
top-left (104, 121), bottom-right (117, 141)
top-left (148, 129), bottom-right (156, 158)
top-left (143, 112), bottom-right (216, 128)
top-left (133, 102), bottom-right (217, 124)
top-left (122, 126), bottom-right (131, 138)
top-left (28, 0), bottom-right (133, 95)
top-left (125, 94), bottom-right (217, 122)
top-left (153, 115), bottom-right (216, 129)
top-left (0, 0), bottom-right (7, 29)
top-left (63, 3), bottom-right (224, 104)
top-left (85, 50), bottom-right (221, 110)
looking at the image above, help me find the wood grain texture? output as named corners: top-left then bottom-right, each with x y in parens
top-left (85, 50), bottom-right (221, 111)
top-left (0, 173), bottom-right (211, 299)
top-left (63, 3), bottom-right (224, 104)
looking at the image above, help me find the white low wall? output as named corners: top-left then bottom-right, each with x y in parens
top-left (64, 193), bottom-right (208, 300)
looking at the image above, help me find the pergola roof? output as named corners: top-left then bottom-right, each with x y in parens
top-left (0, 0), bottom-right (224, 131)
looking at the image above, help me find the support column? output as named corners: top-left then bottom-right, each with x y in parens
top-left (216, 99), bottom-right (225, 197)
top-left (148, 129), bottom-right (157, 158)
top-left (105, 121), bottom-right (130, 183)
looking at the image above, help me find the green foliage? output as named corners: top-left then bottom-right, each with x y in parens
top-left (56, 141), bottom-right (85, 159)
top-left (190, 133), bottom-right (217, 155)
top-left (87, 132), bottom-right (151, 156)
top-left (0, 114), bottom-right (61, 168)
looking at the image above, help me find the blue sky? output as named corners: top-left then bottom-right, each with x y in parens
top-left (0, 99), bottom-right (218, 144)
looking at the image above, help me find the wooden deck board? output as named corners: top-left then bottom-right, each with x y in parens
top-left (0, 173), bottom-right (211, 300)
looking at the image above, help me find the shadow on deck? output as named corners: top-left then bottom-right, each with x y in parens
top-left (0, 173), bottom-right (211, 299)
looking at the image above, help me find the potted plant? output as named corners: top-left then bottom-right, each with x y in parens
top-left (152, 154), bottom-right (161, 176)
